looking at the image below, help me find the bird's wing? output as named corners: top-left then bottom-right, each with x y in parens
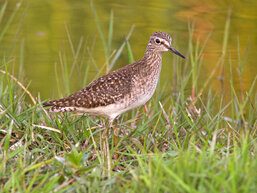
top-left (43, 65), bottom-right (136, 109)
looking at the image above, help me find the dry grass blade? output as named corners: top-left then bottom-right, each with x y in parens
top-left (54, 178), bottom-right (76, 192)
top-left (0, 70), bottom-right (36, 105)
top-left (159, 101), bottom-right (171, 126)
top-left (32, 124), bottom-right (61, 133)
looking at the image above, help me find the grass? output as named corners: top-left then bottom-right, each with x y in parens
top-left (0, 2), bottom-right (257, 193)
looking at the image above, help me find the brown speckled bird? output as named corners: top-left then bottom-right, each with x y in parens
top-left (43, 31), bottom-right (184, 136)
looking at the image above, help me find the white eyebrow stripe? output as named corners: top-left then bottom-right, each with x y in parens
top-left (158, 38), bottom-right (169, 46)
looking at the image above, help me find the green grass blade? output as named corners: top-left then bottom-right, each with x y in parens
top-left (90, 0), bottom-right (108, 62)
top-left (108, 9), bottom-right (114, 57)
top-left (126, 40), bottom-right (134, 63)
top-left (109, 25), bottom-right (135, 70)
top-left (4, 58), bottom-right (13, 110)
top-left (0, 1), bottom-right (21, 42)
top-left (4, 120), bottom-right (13, 153)
top-left (222, 6), bottom-right (232, 56)
top-left (0, 1), bottom-right (7, 25)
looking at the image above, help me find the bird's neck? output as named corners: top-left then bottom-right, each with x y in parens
top-left (142, 50), bottom-right (162, 68)
top-left (142, 50), bottom-right (162, 69)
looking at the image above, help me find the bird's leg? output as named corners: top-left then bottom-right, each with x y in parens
top-left (113, 120), bottom-right (120, 160)
top-left (101, 119), bottom-right (113, 178)
top-left (101, 124), bottom-right (108, 162)
top-left (101, 118), bottom-right (113, 164)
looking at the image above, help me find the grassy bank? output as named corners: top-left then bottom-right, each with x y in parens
top-left (0, 3), bottom-right (257, 193)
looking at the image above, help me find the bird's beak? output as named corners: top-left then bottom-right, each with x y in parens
top-left (168, 46), bottom-right (185, 59)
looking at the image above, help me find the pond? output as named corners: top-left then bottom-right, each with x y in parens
top-left (1, 0), bottom-right (257, 102)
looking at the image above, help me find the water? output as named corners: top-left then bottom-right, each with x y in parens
top-left (1, 0), bottom-right (257, 101)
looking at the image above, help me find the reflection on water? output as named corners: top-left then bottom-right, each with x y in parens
top-left (1, 0), bottom-right (257, 100)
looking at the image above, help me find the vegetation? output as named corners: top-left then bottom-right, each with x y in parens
top-left (0, 2), bottom-right (256, 192)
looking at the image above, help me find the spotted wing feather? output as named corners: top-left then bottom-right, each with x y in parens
top-left (43, 63), bottom-right (139, 112)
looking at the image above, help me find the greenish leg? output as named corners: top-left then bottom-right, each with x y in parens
top-left (101, 118), bottom-right (114, 165)
top-left (101, 123), bottom-right (109, 162)
top-left (113, 120), bottom-right (120, 160)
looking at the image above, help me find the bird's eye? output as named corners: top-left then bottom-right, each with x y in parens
top-left (155, 38), bottom-right (161, 44)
